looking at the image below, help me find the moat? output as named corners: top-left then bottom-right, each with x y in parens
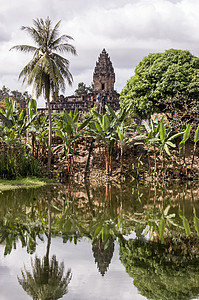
top-left (1, 181), bottom-right (199, 299)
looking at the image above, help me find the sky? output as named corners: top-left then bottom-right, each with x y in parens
top-left (1, 0), bottom-right (199, 107)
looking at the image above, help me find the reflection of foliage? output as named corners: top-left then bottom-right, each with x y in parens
top-left (0, 220), bottom-right (44, 255)
top-left (18, 255), bottom-right (72, 300)
top-left (120, 238), bottom-right (199, 300)
top-left (92, 239), bottom-right (114, 276)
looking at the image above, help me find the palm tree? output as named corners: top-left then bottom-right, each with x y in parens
top-left (10, 17), bottom-right (77, 171)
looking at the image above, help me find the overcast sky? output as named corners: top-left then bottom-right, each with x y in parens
top-left (1, 0), bottom-right (199, 107)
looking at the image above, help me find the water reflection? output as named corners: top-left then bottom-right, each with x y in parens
top-left (92, 239), bottom-right (114, 276)
top-left (18, 255), bottom-right (72, 300)
top-left (1, 181), bottom-right (199, 299)
top-left (120, 238), bottom-right (199, 300)
top-left (18, 192), bottom-right (72, 299)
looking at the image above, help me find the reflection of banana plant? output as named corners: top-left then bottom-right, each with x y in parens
top-left (0, 218), bottom-right (45, 255)
top-left (128, 205), bottom-right (182, 242)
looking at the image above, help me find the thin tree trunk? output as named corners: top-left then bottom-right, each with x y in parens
top-left (120, 146), bottom-right (123, 174)
top-left (47, 98), bottom-right (52, 173)
top-left (84, 138), bottom-right (94, 179)
top-left (191, 144), bottom-right (196, 169)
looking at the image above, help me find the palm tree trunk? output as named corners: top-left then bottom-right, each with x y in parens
top-left (46, 97), bottom-right (52, 173)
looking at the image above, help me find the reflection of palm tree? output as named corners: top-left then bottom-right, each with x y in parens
top-left (18, 255), bottom-right (72, 299)
top-left (18, 193), bottom-right (72, 299)
top-left (92, 239), bottom-right (114, 276)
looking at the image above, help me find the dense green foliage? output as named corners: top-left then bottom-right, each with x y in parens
top-left (120, 49), bottom-right (199, 118)
top-left (120, 238), bottom-right (199, 300)
top-left (74, 82), bottom-right (94, 96)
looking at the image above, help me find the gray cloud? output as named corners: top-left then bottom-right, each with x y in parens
top-left (1, 0), bottom-right (199, 106)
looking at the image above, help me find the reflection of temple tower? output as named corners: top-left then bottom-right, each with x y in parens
top-left (92, 239), bottom-right (114, 276)
top-left (93, 49), bottom-right (115, 92)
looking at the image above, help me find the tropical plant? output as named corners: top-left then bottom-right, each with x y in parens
top-left (54, 108), bottom-right (91, 175)
top-left (0, 97), bottom-right (37, 137)
top-left (134, 118), bottom-right (183, 175)
top-left (88, 104), bottom-right (131, 175)
top-left (133, 118), bottom-right (160, 172)
top-left (10, 17), bottom-right (77, 172)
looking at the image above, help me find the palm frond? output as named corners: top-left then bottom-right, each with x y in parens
top-left (48, 20), bottom-right (61, 46)
top-left (53, 43), bottom-right (77, 55)
top-left (10, 45), bottom-right (37, 53)
top-left (21, 25), bottom-right (43, 46)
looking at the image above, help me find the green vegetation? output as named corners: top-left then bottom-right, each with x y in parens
top-left (0, 177), bottom-right (55, 191)
top-left (10, 17), bottom-right (77, 172)
top-left (0, 32), bottom-right (198, 183)
top-left (74, 81), bottom-right (94, 96)
top-left (120, 49), bottom-right (199, 118)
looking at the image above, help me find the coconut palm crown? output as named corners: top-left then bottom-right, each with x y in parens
top-left (10, 17), bottom-right (77, 171)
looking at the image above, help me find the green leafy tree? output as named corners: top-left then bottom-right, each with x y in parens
top-left (10, 17), bottom-right (77, 172)
top-left (74, 82), bottom-right (94, 96)
top-left (120, 49), bottom-right (199, 118)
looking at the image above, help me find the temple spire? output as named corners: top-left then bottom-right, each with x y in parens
top-left (93, 49), bottom-right (115, 92)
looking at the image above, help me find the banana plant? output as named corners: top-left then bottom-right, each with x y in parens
top-left (0, 97), bottom-right (37, 139)
top-left (158, 118), bottom-right (183, 169)
top-left (54, 108), bottom-right (91, 174)
top-left (134, 118), bottom-right (160, 172)
top-left (191, 125), bottom-right (199, 168)
top-left (88, 104), bottom-right (131, 175)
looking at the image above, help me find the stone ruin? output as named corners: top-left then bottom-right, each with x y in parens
top-left (40, 49), bottom-right (120, 114)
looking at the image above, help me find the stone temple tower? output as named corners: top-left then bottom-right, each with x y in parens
top-left (93, 49), bottom-right (115, 92)
top-left (47, 48), bottom-right (120, 114)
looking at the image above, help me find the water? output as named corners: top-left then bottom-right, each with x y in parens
top-left (0, 181), bottom-right (199, 300)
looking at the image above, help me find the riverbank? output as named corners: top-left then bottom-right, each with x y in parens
top-left (0, 177), bottom-right (56, 191)
top-left (51, 139), bottom-right (199, 184)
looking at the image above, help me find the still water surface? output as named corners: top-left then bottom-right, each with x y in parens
top-left (0, 181), bottom-right (199, 300)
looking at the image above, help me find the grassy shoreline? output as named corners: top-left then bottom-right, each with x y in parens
top-left (0, 177), bottom-right (56, 191)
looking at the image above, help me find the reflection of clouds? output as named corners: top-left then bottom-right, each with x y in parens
top-left (51, 237), bottom-right (145, 300)
top-left (0, 237), bottom-right (153, 299)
